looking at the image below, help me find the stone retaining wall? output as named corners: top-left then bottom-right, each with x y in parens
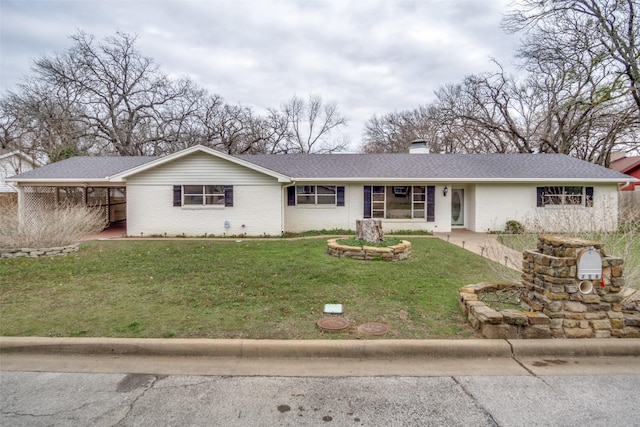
top-left (520, 235), bottom-right (639, 338)
top-left (327, 239), bottom-right (411, 261)
top-left (460, 235), bottom-right (640, 339)
top-left (459, 282), bottom-right (553, 339)
top-left (0, 244), bottom-right (79, 259)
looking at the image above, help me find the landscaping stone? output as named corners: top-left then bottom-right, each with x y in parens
top-left (326, 239), bottom-right (411, 262)
top-left (0, 244), bottom-right (79, 259)
top-left (501, 309), bottom-right (529, 326)
top-left (460, 235), bottom-right (638, 339)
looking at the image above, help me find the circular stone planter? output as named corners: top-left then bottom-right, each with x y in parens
top-left (326, 239), bottom-right (411, 261)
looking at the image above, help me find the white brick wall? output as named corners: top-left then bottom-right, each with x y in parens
top-left (127, 184), bottom-right (283, 236)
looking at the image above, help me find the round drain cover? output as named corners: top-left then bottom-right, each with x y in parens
top-left (317, 317), bottom-right (350, 331)
top-left (358, 322), bottom-right (390, 335)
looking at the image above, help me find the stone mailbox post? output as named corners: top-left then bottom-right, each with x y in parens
top-left (521, 236), bottom-right (628, 338)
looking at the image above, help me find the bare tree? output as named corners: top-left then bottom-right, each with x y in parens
top-left (11, 31), bottom-right (202, 157)
top-left (278, 94), bottom-right (348, 153)
top-left (361, 106), bottom-right (438, 153)
top-left (1, 32), bottom-right (352, 160)
top-left (0, 78), bottom-right (96, 162)
top-left (503, 0), bottom-right (640, 114)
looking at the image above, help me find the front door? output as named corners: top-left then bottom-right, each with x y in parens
top-left (451, 189), bottom-right (464, 226)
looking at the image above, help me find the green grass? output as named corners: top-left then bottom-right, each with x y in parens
top-left (0, 237), bottom-right (517, 339)
top-left (335, 237), bottom-right (404, 247)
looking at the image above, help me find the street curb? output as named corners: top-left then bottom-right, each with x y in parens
top-left (1, 337), bottom-right (639, 359)
top-left (509, 338), bottom-right (640, 358)
top-left (0, 337), bottom-right (512, 359)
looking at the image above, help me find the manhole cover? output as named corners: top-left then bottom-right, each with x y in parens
top-left (358, 322), bottom-right (390, 335)
top-left (317, 317), bottom-right (350, 331)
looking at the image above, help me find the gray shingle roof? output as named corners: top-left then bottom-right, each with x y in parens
top-left (236, 153), bottom-right (632, 181)
top-left (8, 151), bottom-right (633, 183)
top-left (8, 156), bottom-right (157, 181)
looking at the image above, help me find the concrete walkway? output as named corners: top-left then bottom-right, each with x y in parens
top-left (434, 230), bottom-right (523, 271)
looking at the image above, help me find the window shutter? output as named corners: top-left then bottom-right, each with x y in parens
top-left (536, 187), bottom-right (545, 207)
top-left (586, 187), bottom-right (594, 207)
top-left (224, 185), bottom-right (233, 207)
top-left (173, 185), bottom-right (182, 207)
top-left (287, 186), bottom-right (296, 206)
top-left (426, 185), bottom-right (435, 222)
top-left (336, 186), bottom-right (345, 206)
top-left (363, 186), bottom-right (372, 218)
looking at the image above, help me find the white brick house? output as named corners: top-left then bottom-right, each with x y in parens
top-left (7, 145), bottom-right (637, 235)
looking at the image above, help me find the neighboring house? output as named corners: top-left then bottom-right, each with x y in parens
top-left (7, 145), bottom-right (637, 235)
top-left (0, 149), bottom-right (41, 193)
top-left (610, 155), bottom-right (640, 191)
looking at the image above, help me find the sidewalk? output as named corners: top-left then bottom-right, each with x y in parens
top-left (434, 230), bottom-right (522, 271)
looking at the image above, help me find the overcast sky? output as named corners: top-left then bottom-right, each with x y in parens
top-left (1, 0), bottom-right (521, 151)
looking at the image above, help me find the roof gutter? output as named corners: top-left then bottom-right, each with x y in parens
top-left (287, 177), bottom-right (637, 184)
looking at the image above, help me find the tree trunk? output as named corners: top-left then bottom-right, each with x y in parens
top-left (356, 219), bottom-right (384, 243)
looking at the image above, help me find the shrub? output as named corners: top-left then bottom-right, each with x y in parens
top-left (504, 220), bottom-right (525, 234)
top-left (0, 202), bottom-right (107, 248)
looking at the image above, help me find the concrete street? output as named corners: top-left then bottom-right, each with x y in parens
top-left (2, 367), bottom-right (639, 426)
top-left (2, 338), bottom-right (640, 426)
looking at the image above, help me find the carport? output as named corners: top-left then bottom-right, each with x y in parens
top-left (6, 155), bottom-right (157, 229)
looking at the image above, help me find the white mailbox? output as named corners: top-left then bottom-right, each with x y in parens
top-left (576, 247), bottom-right (602, 280)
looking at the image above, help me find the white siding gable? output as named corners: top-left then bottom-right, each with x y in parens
top-left (125, 150), bottom-right (284, 237)
top-left (125, 151), bottom-right (276, 186)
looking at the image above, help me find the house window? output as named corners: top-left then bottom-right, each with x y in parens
top-left (372, 186), bottom-right (385, 218)
top-left (537, 186), bottom-right (593, 207)
top-left (412, 186), bottom-right (426, 219)
top-left (288, 186), bottom-right (345, 206)
top-left (365, 185), bottom-right (435, 220)
top-left (173, 185), bottom-right (233, 207)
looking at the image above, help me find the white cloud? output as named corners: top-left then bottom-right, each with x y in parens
top-left (0, 0), bottom-right (520, 150)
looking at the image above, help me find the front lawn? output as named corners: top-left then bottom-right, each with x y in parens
top-left (0, 237), bottom-right (518, 339)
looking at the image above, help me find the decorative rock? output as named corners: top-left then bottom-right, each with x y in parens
top-left (473, 306), bottom-right (503, 325)
top-left (326, 239), bottom-right (411, 262)
top-left (462, 233), bottom-right (637, 338)
top-left (564, 328), bottom-right (594, 338)
top-left (589, 319), bottom-right (611, 330)
top-left (0, 244), bottom-right (79, 259)
top-left (521, 324), bottom-right (552, 339)
top-left (501, 309), bottom-right (529, 326)
top-left (564, 301), bottom-right (587, 312)
top-left (524, 311), bottom-right (550, 325)
top-left (624, 313), bottom-right (640, 327)
top-left (481, 323), bottom-right (518, 339)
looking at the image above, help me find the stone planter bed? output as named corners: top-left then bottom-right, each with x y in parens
top-left (460, 235), bottom-right (640, 339)
top-left (459, 282), bottom-right (554, 339)
top-left (326, 239), bottom-right (411, 261)
top-left (0, 244), bottom-right (79, 259)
